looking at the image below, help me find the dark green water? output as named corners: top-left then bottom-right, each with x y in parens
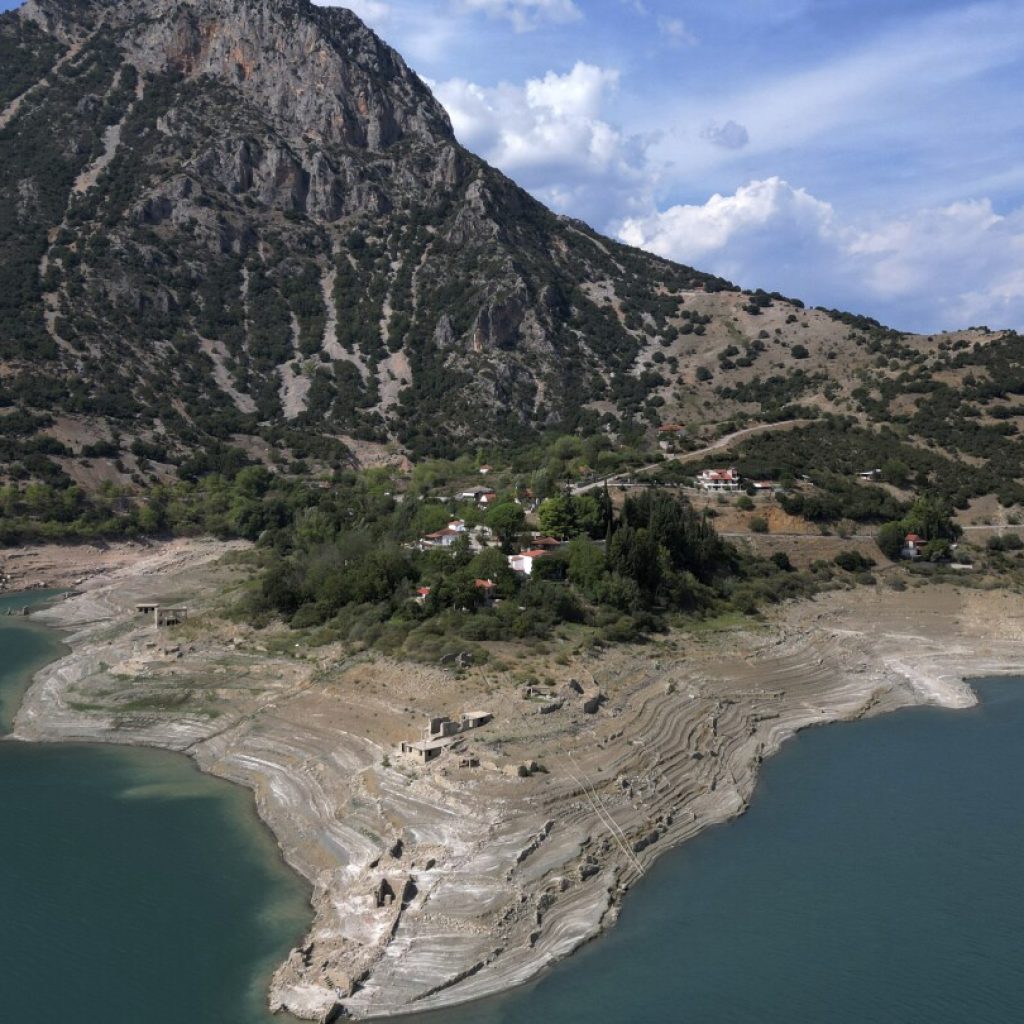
top-left (5, 590), bottom-right (1024, 1024)
top-left (0, 592), bottom-right (312, 1024)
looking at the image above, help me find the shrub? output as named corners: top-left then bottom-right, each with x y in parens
top-left (749, 516), bottom-right (769, 533)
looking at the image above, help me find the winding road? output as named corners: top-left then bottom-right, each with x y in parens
top-left (572, 419), bottom-right (808, 495)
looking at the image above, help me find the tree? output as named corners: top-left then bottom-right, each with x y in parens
top-left (537, 495), bottom-right (575, 538)
top-left (486, 501), bottom-right (526, 545)
top-left (880, 459), bottom-right (909, 487)
top-left (876, 521), bottom-right (907, 560)
top-left (902, 495), bottom-right (961, 542)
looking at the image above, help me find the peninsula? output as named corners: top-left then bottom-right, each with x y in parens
top-left (9, 538), bottom-right (1024, 1020)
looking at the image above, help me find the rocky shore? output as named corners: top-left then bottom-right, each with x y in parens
top-left (9, 540), bottom-right (1024, 1021)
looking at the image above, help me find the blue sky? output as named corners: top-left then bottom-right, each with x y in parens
top-left (6, 0), bottom-right (1024, 333)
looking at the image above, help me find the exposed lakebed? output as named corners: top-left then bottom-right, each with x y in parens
top-left (0, 592), bottom-right (311, 1024)
top-left (4, 589), bottom-right (1024, 1023)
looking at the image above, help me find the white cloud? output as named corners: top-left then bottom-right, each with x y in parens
top-left (434, 62), bottom-right (657, 223)
top-left (618, 179), bottom-right (1024, 332)
top-left (455, 0), bottom-right (582, 32)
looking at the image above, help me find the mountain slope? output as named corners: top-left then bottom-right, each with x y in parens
top-left (1, 0), bottom-right (1022, 499)
top-left (0, 0), bottom-right (729, 478)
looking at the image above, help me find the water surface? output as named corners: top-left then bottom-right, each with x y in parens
top-left (0, 591), bottom-right (312, 1024)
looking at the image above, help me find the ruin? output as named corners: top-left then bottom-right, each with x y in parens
top-left (399, 710), bottom-right (493, 765)
top-left (136, 604), bottom-right (189, 628)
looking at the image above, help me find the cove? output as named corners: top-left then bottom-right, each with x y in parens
top-left (413, 677), bottom-right (1024, 1024)
top-left (0, 592), bottom-right (312, 1024)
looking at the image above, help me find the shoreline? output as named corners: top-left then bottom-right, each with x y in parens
top-left (8, 538), bottom-right (1024, 1021)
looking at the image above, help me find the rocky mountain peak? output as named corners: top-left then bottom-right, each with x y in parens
top-left (22, 0), bottom-right (454, 150)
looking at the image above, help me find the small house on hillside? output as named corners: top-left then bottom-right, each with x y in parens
top-left (508, 549), bottom-right (550, 576)
top-left (697, 468), bottom-right (741, 492)
top-left (902, 533), bottom-right (923, 559)
top-left (457, 487), bottom-right (498, 506)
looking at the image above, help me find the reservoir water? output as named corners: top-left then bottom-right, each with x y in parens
top-left (4, 590), bottom-right (1024, 1023)
top-left (0, 591), bottom-right (312, 1024)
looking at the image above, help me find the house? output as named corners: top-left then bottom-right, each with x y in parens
top-left (479, 465), bottom-right (493, 475)
top-left (529, 536), bottom-right (562, 551)
top-left (508, 549), bottom-right (550, 576)
top-left (414, 586), bottom-right (432, 604)
top-left (418, 520), bottom-right (467, 550)
top-left (457, 487), bottom-right (498, 506)
top-left (751, 481), bottom-right (776, 494)
top-left (902, 533), bottom-right (923, 559)
top-left (460, 711), bottom-right (493, 729)
top-left (420, 528), bottom-right (463, 549)
top-left (858, 469), bottom-right (881, 481)
top-left (474, 578), bottom-right (497, 604)
top-left (696, 468), bottom-right (741, 492)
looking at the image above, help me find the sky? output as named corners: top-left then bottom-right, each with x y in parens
top-left (6, 0), bottom-right (1024, 333)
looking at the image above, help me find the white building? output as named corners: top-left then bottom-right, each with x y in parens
top-left (697, 468), bottom-right (742, 492)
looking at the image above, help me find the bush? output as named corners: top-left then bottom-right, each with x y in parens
top-left (749, 516), bottom-right (769, 533)
top-left (834, 550), bottom-right (876, 572)
top-left (736, 495), bottom-right (754, 511)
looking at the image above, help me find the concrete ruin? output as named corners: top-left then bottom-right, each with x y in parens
top-left (136, 603), bottom-right (189, 628)
top-left (399, 711), bottom-right (493, 764)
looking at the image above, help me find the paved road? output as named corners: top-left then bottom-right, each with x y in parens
top-left (572, 420), bottom-right (808, 495)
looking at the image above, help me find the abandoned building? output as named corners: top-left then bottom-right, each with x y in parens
top-left (399, 711), bottom-right (493, 764)
top-left (136, 604), bottom-right (189, 628)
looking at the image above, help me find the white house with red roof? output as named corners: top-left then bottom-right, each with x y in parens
top-left (697, 468), bottom-right (742, 492)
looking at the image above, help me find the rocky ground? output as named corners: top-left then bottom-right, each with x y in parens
top-left (9, 540), bottom-right (1024, 1021)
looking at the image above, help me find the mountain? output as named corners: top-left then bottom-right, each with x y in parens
top-left (0, 0), bottom-right (1021, 498)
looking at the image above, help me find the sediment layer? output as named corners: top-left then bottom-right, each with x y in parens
top-left (10, 542), bottom-right (1024, 1020)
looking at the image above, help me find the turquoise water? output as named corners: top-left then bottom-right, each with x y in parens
top-left (5, 589), bottom-right (1024, 1024)
top-left (417, 678), bottom-right (1024, 1024)
top-left (0, 592), bottom-right (312, 1024)
top-left (0, 589), bottom-right (66, 731)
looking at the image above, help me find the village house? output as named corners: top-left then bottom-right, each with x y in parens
top-left (508, 549), bottom-right (550, 576)
top-left (479, 465), bottom-right (493, 475)
top-left (696, 468), bottom-right (742, 492)
top-left (457, 487), bottom-right (498, 506)
top-left (417, 519), bottom-right (466, 550)
top-left (858, 469), bottom-right (882, 481)
top-left (414, 586), bottom-right (432, 604)
top-left (529, 536), bottom-right (562, 551)
top-left (751, 480), bottom-right (777, 494)
top-left (474, 578), bottom-right (497, 605)
top-left (902, 533), bottom-right (923, 559)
